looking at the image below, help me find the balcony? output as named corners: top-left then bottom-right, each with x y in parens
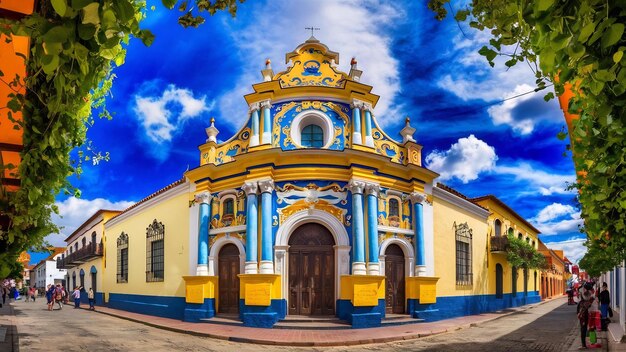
top-left (56, 241), bottom-right (103, 269)
top-left (490, 236), bottom-right (509, 253)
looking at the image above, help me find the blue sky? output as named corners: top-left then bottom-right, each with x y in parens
top-left (31, 0), bottom-right (585, 265)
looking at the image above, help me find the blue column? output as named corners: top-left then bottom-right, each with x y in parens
top-left (243, 182), bottom-right (258, 273)
top-left (414, 201), bottom-right (425, 267)
top-left (250, 107), bottom-right (260, 146)
top-left (261, 101), bottom-right (271, 144)
top-left (366, 186), bottom-right (379, 273)
top-left (364, 108), bottom-right (374, 147)
top-left (351, 102), bottom-right (362, 145)
top-left (350, 181), bottom-right (366, 275)
top-left (198, 199), bottom-right (210, 266)
top-left (259, 180), bottom-right (274, 274)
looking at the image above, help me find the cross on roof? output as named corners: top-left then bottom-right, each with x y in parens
top-left (305, 26), bottom-right (320, 37)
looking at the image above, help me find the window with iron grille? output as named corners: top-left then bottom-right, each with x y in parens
top-left (389, 198), bottom-right (399, 217)
top-left (146, 219), bottom-right (165, 282)
top-left (117, 233), bottom-right (128, 283)
top-left (455, 222), bottom-right (473, 286)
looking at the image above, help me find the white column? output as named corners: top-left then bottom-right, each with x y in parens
top-left (249, 103), bottom-right (260, 147)
top-left (261, 100), bottom-right (272, 145)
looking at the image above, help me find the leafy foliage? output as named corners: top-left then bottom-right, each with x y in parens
top-left (506, 235), bottom-right (547, 269)
top-left (429, 1), bottom-right (626, 269)
top-left (0, 0), bottom-right (240, 273)
top-left (161, 0), bottom-right (244, 28)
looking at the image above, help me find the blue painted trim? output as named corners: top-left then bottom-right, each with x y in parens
top-left (414, 202), bottom-right (425, 266)
top-left (263, 107), bottom-right (271, 134)
top-left (366, 192), bottom-right (378, 263)
top-left (352, 192), bottom-right (365, 264)
top-left (245, 193), bottom-right (258, 263)
top-left (238, 299), bottom-right (286, 328)
top-left (107, 293), bottom-right (186, 320)
top-left (184, 298), bottom-right (215, 322)
top-left (90, 265), bottom-right (97, 274)
top-left (261, 191), bottom-right (272, 262)
top-left (198, 201), bottom-right (210, 265)
top-left (336, 299), bottom-right (385, 328)
top-left (408, 291), bottom-right (542, 321)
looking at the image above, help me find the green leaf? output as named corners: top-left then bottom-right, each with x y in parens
top-left (41, 55), bottom-right (60, 75)
top-left (43, 26), bottom-right (70, 43)
top-left (77, 23), bottom-right (97, 40)
top-left (70, 0), bottom-right (94, 10)
top-left (478, 46), bottom-right (497, 63)
top-left (139, 29), bottom-right (155, 47)
top-left (595, 69), bottom-right (616, 82)
top-left (544, 92), bottom-right (554, 101)
top-left (113, 0), bottom-right (135, 22)
top-left (81, 3), bottom-right (100, 25)
top-left (579, 21), bottom-right (597, 43)
top-left (537, 0), bottom-right (554, 11)
top-left (614, 50), bottom-right (624, 63)
top-left (51, 0), bottom-right (68, 17)
top-left (162, 0), bottom-right (177, 10)
top-left (602, 23), bottom-right (624, 48)
top-left (567, 43), bottom-right (585, 60)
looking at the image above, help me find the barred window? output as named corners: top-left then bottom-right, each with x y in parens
top-left (146, 219), bottom-right (165, 282)
top-left (455, 222), bottom-right (473, 286)
top-left (117, 233), bottom-right (129, 283)
top-left (494, 219), bottom-right (502, 237)
top-left (389, 198), bottom-right (399, 217)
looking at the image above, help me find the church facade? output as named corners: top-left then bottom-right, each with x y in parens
top-left (99, 37), bottom-right (541, 328)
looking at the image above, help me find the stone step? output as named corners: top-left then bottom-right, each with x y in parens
top-left (200, 315), bottom-right (244, 327)
top-left (274, 319), bottom-right (351, 330)
top-left (381, 314), bottom-right (424, 327)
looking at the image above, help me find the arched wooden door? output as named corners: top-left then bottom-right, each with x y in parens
top-left (288, 223), bottom-right (335, 316)
top-left (218, 244), bottom-right (240, 314)
top-left (385, 244), bottom-right (405, 314)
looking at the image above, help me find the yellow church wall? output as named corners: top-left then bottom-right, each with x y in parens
top-left (103, 186), bottom-right (190, 301)
top-left (432, 195), bottom-right (489, 298)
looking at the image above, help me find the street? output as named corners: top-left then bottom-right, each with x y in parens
top-left (4, 297), bottom-right (583, 351)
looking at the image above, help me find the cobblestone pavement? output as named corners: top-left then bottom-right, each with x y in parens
top-left (9, 297), bottom-right (588, 352)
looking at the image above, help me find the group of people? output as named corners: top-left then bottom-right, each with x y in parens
top-left (44, 284), bottom-right (96, 311)
top-left (576, 281), bottom-right (612, 349)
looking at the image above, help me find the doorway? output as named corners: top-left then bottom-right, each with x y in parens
top-left (288, 223), bottom-right (335, 315)
top-left (218, 243), bottom-right (240, 314)
top-left (385, 244), bottom-right (405, 314)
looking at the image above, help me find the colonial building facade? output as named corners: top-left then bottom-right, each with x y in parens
top-left (94, 38), bottom-right (543, 328)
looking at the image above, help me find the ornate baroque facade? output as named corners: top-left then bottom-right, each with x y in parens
top-left (95, 37), bottom-right (542, 328)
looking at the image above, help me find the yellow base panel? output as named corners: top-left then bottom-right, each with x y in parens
top-left (238, 274), bottom-right (282, 306)
top-left (182, 276), bottom-right (218, 304)
top-left (340, 275), bottom-right (385, 307)
top-left (406, 276), bottom-right (439, 304)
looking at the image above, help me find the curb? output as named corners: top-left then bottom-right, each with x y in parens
top-left (85, 297), bottom-right (560, 347)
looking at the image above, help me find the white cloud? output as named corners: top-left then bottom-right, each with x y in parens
top-left (45, 197), bottom-right (134, 247)
top-left (543, 238), bottom-right (587, 265)
top-left (495, 163), bottom-right (575, 196)
top-left (217, 0), bottom-right (403, 130)
top-left (425, 134), bottom-right (498, 183)
top-left (531, 203), bottom-right (583, 236)
top-left (133, 84), bottom-right (213, 159)
top-left (436, 29), bottom-right (563, 135)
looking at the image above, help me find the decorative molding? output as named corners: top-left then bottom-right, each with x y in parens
top-left (260, 100), bottom-right (272, 109)
top-left (432, 187), bottom-right (490, 220)
top-left (248, 102), bottom-right (260, 112)
top-left (194, 192), bottom-right (211, 204)
top-left (209, 224), bottom-right (246, 235)
top-left (378, 226), bottom-right (413, 235)
top-left (258, 179), bottom-right (275, 194)
top-left (409, 192), bottom-right (426, 204)
top-left (364, 183), bottom-right (380, 197)
top-left (348, 179), bottom-right (366, 194)
top-left (241, 181), bottom-right (258, 195)
top-left (350, 99), bottom-right (365, 109)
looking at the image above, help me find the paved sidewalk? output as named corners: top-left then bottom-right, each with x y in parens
top-left (86, 297), bottom-right (566, 347)
top-left (0, 299), bottom-right (19, 352)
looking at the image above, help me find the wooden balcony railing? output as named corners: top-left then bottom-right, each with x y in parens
top-left (490, 236), bottom-right (509, 253)
top-left (56, 241), bottom-right (103, 269)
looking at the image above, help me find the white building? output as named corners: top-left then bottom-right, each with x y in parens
top-left (599, 263), bottom-right (626, 343)
top-left (32, 247), bottom-right (67, 290)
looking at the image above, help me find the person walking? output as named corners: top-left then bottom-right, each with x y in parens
top-left (577, 289), bottom-right (594, 349)
top-left (88, 288), bottom-right (95, 311)
top-left (30, 286), bottom-right (36, 303)
top-left (599, 282), bottom-right (611, 330)
top-left (46, 284), bottom-right (55, 311)
top-left (54, 284), bottom-right (63, 310)
top-left (1, 284), bottom-right (7, 307)
top-left (72, 286), bottom-right (81, 308)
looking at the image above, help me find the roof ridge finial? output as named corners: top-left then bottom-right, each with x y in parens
top-left (400, 116), bottom-right (416, 144)
top-left (305, 26), bottom-right (320, 42)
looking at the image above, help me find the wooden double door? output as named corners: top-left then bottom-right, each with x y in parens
top-left (218, 244), bottom-right (240, 314)
top-left (385, 244), bottom-right (406, 314)
top-left (288, 223), bottom-right (335, 316)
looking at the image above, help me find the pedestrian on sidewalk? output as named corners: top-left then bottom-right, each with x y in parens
top-left (54, 284), bottom-right (63, 310)
top-left (577, 289), bottom-right (594, 349)
top-left (88, 288), bottom-right (95, 311)
top-left (72, 286), bottom-right (81, 309)
top-left (599, 282), bottom-right (610, 330)
top-left (46, 284), bottom-right (55, 311)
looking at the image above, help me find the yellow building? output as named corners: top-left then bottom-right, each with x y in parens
top-left (471, 195), bottom-right (542, 307)
top-left (539, 240), bottom-right (566, 299)
top-left (58, 210), bottom-right (120, 305)
top-left (88, 37), bottom-right (547, 328)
